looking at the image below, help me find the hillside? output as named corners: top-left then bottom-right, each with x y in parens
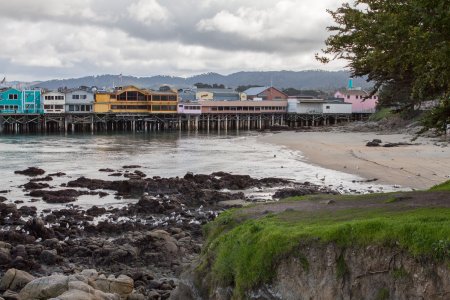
top-left (178, 181), bottom-right (450, 299)
top-left (31, 71), bottom-right (372, 91)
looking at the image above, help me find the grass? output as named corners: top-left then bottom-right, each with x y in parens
top-left (429, 180), bottom-right (450, 191)
top-left (198, 191), bottom-right (450, 298)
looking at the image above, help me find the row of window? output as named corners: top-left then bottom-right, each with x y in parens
top-left (71, 94), bottom-right (88, 100)
top-left (68, 105), bottom-right (92, 112)
top-left (209, 106), bottom-right (285, 111)
top-left (181, 105), bottom-right (201, 110)
top-left (0, 105), bottom-right (19, 110)
top-left (44, 105), bottom-right (64, 109)
top-left (110, 92), bottom-right (177, 101)
top-left (110, 105), bottom-right (177, 111)
top-left (44, 96), bottom-right (65, 100)
top-left (347, 95), bottom-right (378, 100)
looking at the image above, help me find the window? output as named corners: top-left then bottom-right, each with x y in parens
top-left (72, 95), bottom-right (80, 100)
top-left (69, 105), bottom-right (75, 111)
top-left (8, 94), bottom-right (18, 100)
top-left (347, 95), bottom-right (350, 99)
top-left (44, 105), bottom-right (52, 109)
top-left (168, 95), bottom-right (177, 101)
top-left (55, 105), bottom-right (63, 109)
top-left (118, 93), bottom-right (127, 101)
top-left (326, 106), bottom-right (330, 109)
top-left (81, 95), bottom-right (87, 100)
top-left (110, 94), bottom-right (116, 99)
top-left (153, 95), bottom-right (161, 101)
top-left (56, 96), bottom-right (64, 100)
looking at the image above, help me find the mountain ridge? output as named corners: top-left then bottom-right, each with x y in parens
top-left (31, 70), bottom-right (372, 91)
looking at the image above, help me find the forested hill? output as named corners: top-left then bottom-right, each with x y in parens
top-left (32, 70), bottom-right (371, 91)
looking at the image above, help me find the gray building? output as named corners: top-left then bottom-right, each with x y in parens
top-left (65, 88), bottom-right (94, 113)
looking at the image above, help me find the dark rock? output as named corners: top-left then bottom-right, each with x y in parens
top-left (99, 168), bottom-right (115, 172)
top-left (0, 196), bottom-right (8, 202)
top-left (24, 218), bottom-right (55, 239)
top-left (28, 189), bottom-right (83, 203)
top-left (14, 167), bottom-right (45, 177)
top-left (123, 165), bottom-right (142, 169)
top-left (109, 173), bottom-right (122, 177)
top-left (86, 206), bottom-right (107, 217)
top-left (39, 249), bottom-right (60, 265)
top-left (13, 201), bottom-right (23, 204)
top-left (18, 206), bottom-right (37, 217)
top-left (366, 141), bottom-right (380, 147)
top-left (22, 182), bottom-right (50, 190)
top-left (48, 172), bottom-right (66, 177)
top-left (29, 176), bottom-right (53, 182)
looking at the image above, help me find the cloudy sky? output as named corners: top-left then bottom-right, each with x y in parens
top-left (0, 0), bottom-right (350, 81)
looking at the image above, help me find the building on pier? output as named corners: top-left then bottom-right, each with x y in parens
top-left (196, 88), bottom-right (246, 101)
top-left (65, 88), bottom-right (94, 113)
top-left (94, 86), bottom-right (178, 114)
top-left (334, 89), bottom-right (378, 113)
top-left (42, 91), bottom-right (65, 113)
top-left (287, 98), bottom-right (352, 114)
top-left (243, 86), bottom-right (288, 101)
top-left (0, 88), bottom-right (42, 114)
top-left (178, 103), bottom-right (202, 114)
top-left (200, 100), bottom-right (287, 114)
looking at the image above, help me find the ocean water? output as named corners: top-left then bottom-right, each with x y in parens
top-left (0, 131), bottom-right (401, 210)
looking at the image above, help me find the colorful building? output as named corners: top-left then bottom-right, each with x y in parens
top-left (42, 91), bottom-right (66, 114)
top-left (200, 100), bottom-right (287, 114)
top-left (243, 87), bottom-right (288, 101)
top-left (94, 86), bottom-right (178, 114)
top-left (334, 89), bottom-right (378, 113)
top-left (0, 88), bottom-right (42, 114)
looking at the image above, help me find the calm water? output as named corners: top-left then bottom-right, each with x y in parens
top-left (0, 131), bottom-right (400, 210)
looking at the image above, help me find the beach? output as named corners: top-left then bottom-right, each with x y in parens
top-left (259, 131), bottom-right (450, 190)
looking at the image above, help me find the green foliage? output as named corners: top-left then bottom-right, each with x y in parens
top-left (318, 0), bottom-right (450, 130)
top-left (235, 85), bottom-right (263, 93)
top-left (376, 288), bottom-right (390, 300)
top-left (429, 180), bottom-right (450, 191)
top-left (369, 108), bottom-right (393, 122)
top-left (200, 203), bottom-right (450, 297)
top-left (336, 254), bottom-right (349, 279)
top-left (392, 267), bottom-right (409, 280)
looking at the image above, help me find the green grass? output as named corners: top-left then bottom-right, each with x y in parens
top-left (429, 180), bottom-right (450, 191)
top-left (199, 202), bottom-right (450, 298)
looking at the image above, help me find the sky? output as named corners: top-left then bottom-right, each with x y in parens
top-left (0, 0), bottom-right (350, 81)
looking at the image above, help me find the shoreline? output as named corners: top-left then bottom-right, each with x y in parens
top-left (259, 131), bottom-right (450, 190)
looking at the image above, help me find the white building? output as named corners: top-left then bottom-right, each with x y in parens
top-left (65, 89), bottom-right (94, 113)
top-left (42, 91), bottom-right (65, 113)
top-left (177, 103), bottom-right (202, 114)
top-left (288, 98), bottom-right (352, 114)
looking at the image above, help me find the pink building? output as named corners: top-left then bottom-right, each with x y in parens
top-left (334, 90), bottom-right (378, 113)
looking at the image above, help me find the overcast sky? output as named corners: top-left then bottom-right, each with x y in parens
top-left (0, 0), bottom-right (350, 81)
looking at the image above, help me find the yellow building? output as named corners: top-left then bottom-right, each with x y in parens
top-left (94, 86), bottom-right (178, 114)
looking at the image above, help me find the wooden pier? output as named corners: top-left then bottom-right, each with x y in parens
top-left (0, 112), bottom-right (368, 134)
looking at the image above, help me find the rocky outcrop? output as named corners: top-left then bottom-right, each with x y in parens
top-left (14, 167), bottom-right (45, 177)
top-left (193, 244), bottom-right (450, 300)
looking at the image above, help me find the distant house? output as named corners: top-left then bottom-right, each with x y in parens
top-left (196, 88), bottom-right (246, 101)
top-left (42, 91), bottom-right (66, 113)
top-left (0, 88), bottom-right (42, 114)
top-left (334, 89), bottom-right (378, 113)
top-left (243, 87), bottom-right (288, 101)
top-left (65, 88), bottom-right (94, 113)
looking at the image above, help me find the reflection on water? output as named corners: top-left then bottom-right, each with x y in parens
top-left (0, 131), bottom-right (401, 210)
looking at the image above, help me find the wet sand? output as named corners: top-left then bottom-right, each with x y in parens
top-left (259, 131), bottom-right (450, 190)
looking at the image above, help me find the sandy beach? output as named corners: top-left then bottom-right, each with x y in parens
top-left (259, 131), bottom-right (450, 190)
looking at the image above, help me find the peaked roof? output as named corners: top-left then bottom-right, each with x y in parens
top-left (243, 86), bottom-right (269, 96)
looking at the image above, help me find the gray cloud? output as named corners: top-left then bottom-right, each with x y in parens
top-left (0, 0), bottom-right (349, 81)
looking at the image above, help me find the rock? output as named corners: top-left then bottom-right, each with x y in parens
top-left (24, 218), bottom-right (54, 239)
top-left (40, 249), bottom-right (60, 265)
top-left (366, 141), bottom-right (380, 147)
top-left (0, 268), bottom-right (35, 292)
top-left (51, 281), bottom-right (120, 300)
top-left (19, 275), bottom-right (69, 300)
top-left (14, 167), bottom-right (45, 177)
top-left (28, 189), bottom-right (83, 203)
top-left (126, 293), bottom-right (145, 300)
top-left (0, 196), bottom-right (7, 203)
top-left (109, 173), bottom-right (122, 177)
top-left (99, 168), bottom-right (115, 172)
top-left (18, 206), bottom-right (37, 217)
top-left (30, 176), bottom-right (53, 182)
top-left (22, 182), bottom-right (50, 190)
top-left (95, 275), bottom-right (133, 298)
top-left (2, 290), bottom-right (19, 300)
top-left (86, 206), bottom-right (107, 217)
top-left (147, 290), bottom-right (161, 299)
top-left (122, 165), bottom-right (141, 169)
top-left (80, 269), bottom-right (99, 281)
top-left (48, 172), bottom-right (66, 177)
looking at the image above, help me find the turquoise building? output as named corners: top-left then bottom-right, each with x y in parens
top-left (0, 88), bottom-right (42, 114)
